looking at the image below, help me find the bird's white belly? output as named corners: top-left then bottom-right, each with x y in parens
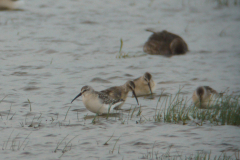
top-left (81, 92), bottom-right (124, 114)
top-left (82, 97), bottom-right (107, 114)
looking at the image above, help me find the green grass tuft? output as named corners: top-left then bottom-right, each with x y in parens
top-left (154, 91), bottom-right (240, 126)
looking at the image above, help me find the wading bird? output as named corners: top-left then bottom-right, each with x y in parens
top-left (133, 72), bottom-right (156, 96)
top-left (192, 86), bottom-right (219, 109)
top-left (71, 86), bottom-right (124, 114)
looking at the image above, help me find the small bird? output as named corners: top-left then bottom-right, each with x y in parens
top-left (143, 30), bottom-right (188, 56)
top-left (0, 0), bottom-right (24, 10)
top-left (133, 72), bottom-right (156, 96)
top-left (71, 86), bottom-right (124, 114)
top-left (192, 86), bottom-right (219, 109)
top-left (100, 80), bottom-right (139, 108)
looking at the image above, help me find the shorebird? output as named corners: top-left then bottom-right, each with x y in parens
top-left (143, 30), bottom-right (188, 56)
top-left (0, 0), bottom-right (24, 10)
top-left (192, 86), bottom-right (219, 109)
top-left (133, 72), bottom-right (156, 96)
top-left (100, 80), bottom-right (139, 108)
top-left (71, 86), bottom-right (124, 114)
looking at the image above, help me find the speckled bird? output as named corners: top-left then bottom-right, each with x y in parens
top-left (71, 86), bottom-right (124, 114)
top-left (100, 80), bottom-right (139, 108)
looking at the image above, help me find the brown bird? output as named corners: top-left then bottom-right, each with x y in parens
top-left (192, 86), bottom-right (219, 109)
top-left (100, 80), bottom-right (139, 108)
top-left (71, 86), bottom-right (124, 114)
top-left (133, 72), bottom-right (156, 96)
top-left (0, 0), bottom-right (24, 10)
top-left (143, 30), bottom-right (188, 56)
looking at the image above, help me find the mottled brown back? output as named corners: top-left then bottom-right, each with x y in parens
top-left (143, 30), bottom-right (188, 56)
top-left (100, 86), bottom-right (123, 100)
top-left (204, 86), bottom-right (218, 94)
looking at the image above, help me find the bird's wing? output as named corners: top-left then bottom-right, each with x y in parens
top-left (100, 87), bottom-right (122, 100)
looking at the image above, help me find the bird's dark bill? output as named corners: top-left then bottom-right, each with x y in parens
top-left (132, 90), bottom-right (139, 105)
top-left (71, 92), bottom-right (82, 103)
top-left (148, 82), bottom-right (152, 94)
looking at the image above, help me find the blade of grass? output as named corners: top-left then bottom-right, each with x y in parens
top-left (0, 95), bottom-right (8, 103)
top-left (59, 135), bottom-right (79, 158)
top-left (64, 106), bottom-right (71, 121)
top-left (5, 129), bottom-right (14, 149)
top-left (111, 135), bottom-right (121, 154)
top-left (28, 99), bottom-right (32, 112)
top-left (104, 132), bottom-right (114, 145)
top-left (6, 103), bottom-right (12, 120)
top-left (18, 132), bottom-right (32, 150)
top-left (54, 134), bottom-right (69, 153)
top-left (119, 38), bottom-right (123, 53)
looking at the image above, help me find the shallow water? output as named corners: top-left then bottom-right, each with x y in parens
top-left (0, 0), bottom-right (240, 159)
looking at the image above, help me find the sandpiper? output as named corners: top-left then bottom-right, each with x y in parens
top-left (133, 72), bottom-right (156, 96)
top-left (192, 86), bottom-right (219, 109)
top-left (100, 80), bottom-right (139, 108)
top-left (0, 0), bottom-right (24, 10)
top-left (71, 86), bottom-right (124, 114)
top-left (143, 30), bottom-right (188, 56)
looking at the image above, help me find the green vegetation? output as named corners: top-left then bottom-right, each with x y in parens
top-left (116, 38), bottom-right (129, 59)
top-left (154, 91), bottom-right (240, 126)
top-left (142, 147), bottom-right (239, 160)
top-left (2, 130), bottom-right (32, 151)
top-left (213, 0), bottom-right (239, 6)
top-left (85, 90), bottom-right (239, 126)
top-left (116, 38), bottom-right (148, 59)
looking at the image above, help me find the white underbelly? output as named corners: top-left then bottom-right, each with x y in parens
top-left (82, 95), bottom-right (123, 114)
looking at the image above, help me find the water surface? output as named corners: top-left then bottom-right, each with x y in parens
top-left (0, 0), bottom-right (240, 159)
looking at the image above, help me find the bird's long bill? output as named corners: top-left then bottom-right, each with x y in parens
top-left (148, 82), bottom-right (152, 94)
top-left (132, 90), bottom-right (139, 105)
top-left (71, 92), bottom-right (82, 103)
